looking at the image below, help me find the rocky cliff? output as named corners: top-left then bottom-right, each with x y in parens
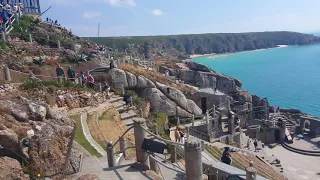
top-left (109, 68), bottom-right (202, 117)
top-left (90, 31), bottom-right (320, 60)
top-left (0, 96), bottom-right (78, 179)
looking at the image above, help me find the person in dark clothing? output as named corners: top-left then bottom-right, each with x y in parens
top-left (221, 147), bottom-right (232, 165)
top-left (123, 91), bottom-right (132, 109)
top-left (254, 139), bottom-right (258, 152)
top-left (110, 59), bottom-right (115, 69)
top-left (67, 66), bottom-right (75, 81)
top-left (56, 65), bottom-right (64, 77)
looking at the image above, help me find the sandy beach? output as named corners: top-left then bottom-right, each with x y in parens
top-left (190, 45), bottom-right (290, 59)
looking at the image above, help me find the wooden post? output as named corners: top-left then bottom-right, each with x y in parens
top-left (15, 12), bottom-right (19, 24)
top-left (98, 83), bottom-right (102, 92)
top-left (186, 127), bottom-right (190, 140)
top-left (4, 65), bottom-right (11, 81)
top-left (155, 124), bottom-right (158, 135)
top-left (58, 76), bottom-right (63, 83)
top-left (1, 31), bottom-right (6, 42)
top-left (177, 117), bottom-right (180, 126)
top-left (206, 111), bottom-right (210, 133)
top-left (3, 24), bottom-right (6, 34)
top-left (149, 155), bottom-right (159, 174)
top-left (170, 145), bottom-right (177, 163)
top-left (8, 17), bottom-right (12, 27)
top-left (227, 98), bottom-right (231, 111)
top-left (29, 33), bottom-right (33, 43)
top-left (246, 162), bottom-right (257, 180)
top-left (78, 77), bottom-right (82, 85)
top-left (201, 141), bottom-right (205, 151)
top-left (107, 142), bottom-right (115, 167)
top-left (133, 118), bottom-right (148, 166)
top-left (119, 136), bottom-right (127, 159)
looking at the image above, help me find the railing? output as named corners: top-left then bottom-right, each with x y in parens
top-left (3, 10), bottom-right (23, 35)
top-left (106, 125), bottom-right (135, 167)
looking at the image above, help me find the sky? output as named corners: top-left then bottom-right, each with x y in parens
top-left (41, 0), bottom-right (320, 37)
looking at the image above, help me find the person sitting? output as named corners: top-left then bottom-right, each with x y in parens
top-left (67, 66), bottom-right (75, 81)
top-left (221, 147), bottom-right (232, 165)
top-left (87, 74), bottom-right (94, 88)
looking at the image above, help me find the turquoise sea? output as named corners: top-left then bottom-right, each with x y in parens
top-left (192, 45), bottom-right (320, 117)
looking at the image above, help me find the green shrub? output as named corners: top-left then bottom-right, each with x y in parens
top-left (22, 79), bottom-right (88, 90)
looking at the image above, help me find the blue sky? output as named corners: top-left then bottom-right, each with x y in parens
top-left (41, 0), bottom-right (320, 37)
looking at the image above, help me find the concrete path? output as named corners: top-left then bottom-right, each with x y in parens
top-left (80, 112), bottom-right (107, 156)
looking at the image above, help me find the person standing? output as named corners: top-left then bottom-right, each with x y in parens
top-left (254, 139), bottom-right (258, 152)
top-left (67, 66), bottom-right (75, 81)
top-left (247, 139), bottom-right (251, 150)
top-left (87, 74), bottom-right (94, 88)
top-left (56, 65), bottom-right (64, 78)
top-left (104, 82), bottom-right (110, 97)
top-left (174, 127), bottom-right (181, 143)
top-left (179, 128), bottom-right (185, 144)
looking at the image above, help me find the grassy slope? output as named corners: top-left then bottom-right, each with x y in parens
top-left (69, 115), bottom-right (102, 158)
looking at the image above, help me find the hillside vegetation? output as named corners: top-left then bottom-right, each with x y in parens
top-left (89, 31), bottom-right (320, 60)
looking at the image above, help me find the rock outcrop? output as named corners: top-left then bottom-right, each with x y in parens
top-left (0, 97), bottom-right (77, 179)
top-left (126, 71), bottom-right (137, 88)
top-left (137, 75), bottom-right (156, 88)
top-left (155, 82), bottom-right (202, 115)
top-left (0, 157), bottom-right (29, 180)
top-left (141, 88), bottom-right (192, 117)
top-left (109, 68), bottom-right (128, 89)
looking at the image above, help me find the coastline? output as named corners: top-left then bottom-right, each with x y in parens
top-left (190, 45), bottom-right (289, 59)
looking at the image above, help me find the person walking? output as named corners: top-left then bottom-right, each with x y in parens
top-left (67, 66), bottom-right (75, 81)
top-left (179, 128), bottom-right (185, 144)
top-left (104, 82), bottom-right (110, 97)
top-left (254, 139), bottom-right (258, 152)
top-left (123, 91), bottom-right (132, 109)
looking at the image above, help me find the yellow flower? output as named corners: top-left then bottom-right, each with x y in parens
top-left (37, 174), bottom-right (41, 177)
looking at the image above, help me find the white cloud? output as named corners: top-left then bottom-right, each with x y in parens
top-left (106, 0), bottom-right (136, 7)
top-left (83, 12), bottom-right (102, 19)
top-left (152, 9), bottom-right (163, 16)
top-left (47, 0), bottom-right (76, 4)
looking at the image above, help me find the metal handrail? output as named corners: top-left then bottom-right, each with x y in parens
top-left (114, 146), bottom-right (136, 155)
top-left (111, 125), bottom-right (134, 149)
top-left (149, 153), bottom-right (186, 173)
top-left (140, 126), bottom-right (184, 146)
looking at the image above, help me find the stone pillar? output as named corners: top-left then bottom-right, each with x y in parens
top-left (206, 111), bottom-right (210, 134)
top-left (1, 31), bottom-right (6, 42)
top-left (177, 117), bottom-right (180, 126)
top-left (186, 127), bottom-right (190, 140)
top-left (57, 40), bottom-right (61, 50)
top-left (192, 115), bottom-right (195, 127)
top-left (185, 139), bottom-right (202, 180)
top-left (228, 113), bottom-right (235, 137)
top-left (201, 141), bottom-right (205, 151)
top-left (98, 83), bottom-right (102, 92)
top-left (149, 155), bottom-right (159, 174)
top-left (3, 24), bottom-right (6, 34)
top-left (29, 33), bottom-right (32, 43)
top-left (170, 145), bottom-right (177, 163)
top-left (246, 162), bottom-right (257, 180)
top-left (133, 118), bottom-right (148, 166)
top-left (4, 65), bottom-right (11, 81)
top-left (107, 142), bottom-right (115, 167)
top-left (119, 136), bottom-right (127, 159)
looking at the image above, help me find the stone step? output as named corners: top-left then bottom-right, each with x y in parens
top-left (117, 106), bottom-right (135, 113)
top-left (108, 96), bottom-right (123, 103)
top-left (113, 101), bottom-right (126, 109)
top-left (122, 118), bottom-right (134, 126)
top-left (121, 110), bottom-right (138, 120)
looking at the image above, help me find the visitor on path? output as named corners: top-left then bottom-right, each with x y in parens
top-left (123, 91), bottom-right (132, 109)
top-left (110, 59), bottom-right (115, 69)
top-left (78, 71), bottom-right (85, 83)
top-left (277, 106), bottom-right (280, 114)
top-left (179, 128), bottom-right (185, 144)
top-left (55, 65), bottom-right (65, 78)
top-left (221, 147), bottom-right (232, 165)
top-left (247, 139), bottom-right (251, 150)
top-left (254, 139), bottom-right (258, 152)
top-left (67, 66), bottom-right (75, 81)
top-left (104, 82), bottom-right (110, 97)
top-left (87, 74), bottom-right (94, 88)
top-left (174, 127), bottom-right (181, 143)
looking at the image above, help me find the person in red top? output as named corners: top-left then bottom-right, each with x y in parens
top-left (87, 74), bottom-right (94, 88)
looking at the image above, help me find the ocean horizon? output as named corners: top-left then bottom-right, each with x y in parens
top-left (192, 44), bottom-right (320, 118)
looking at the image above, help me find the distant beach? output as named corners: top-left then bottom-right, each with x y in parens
top-left (190, 45), bottom-right (289, 59)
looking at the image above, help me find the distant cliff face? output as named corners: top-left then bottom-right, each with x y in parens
top-left (89, 31), bottom-right (320, 60)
